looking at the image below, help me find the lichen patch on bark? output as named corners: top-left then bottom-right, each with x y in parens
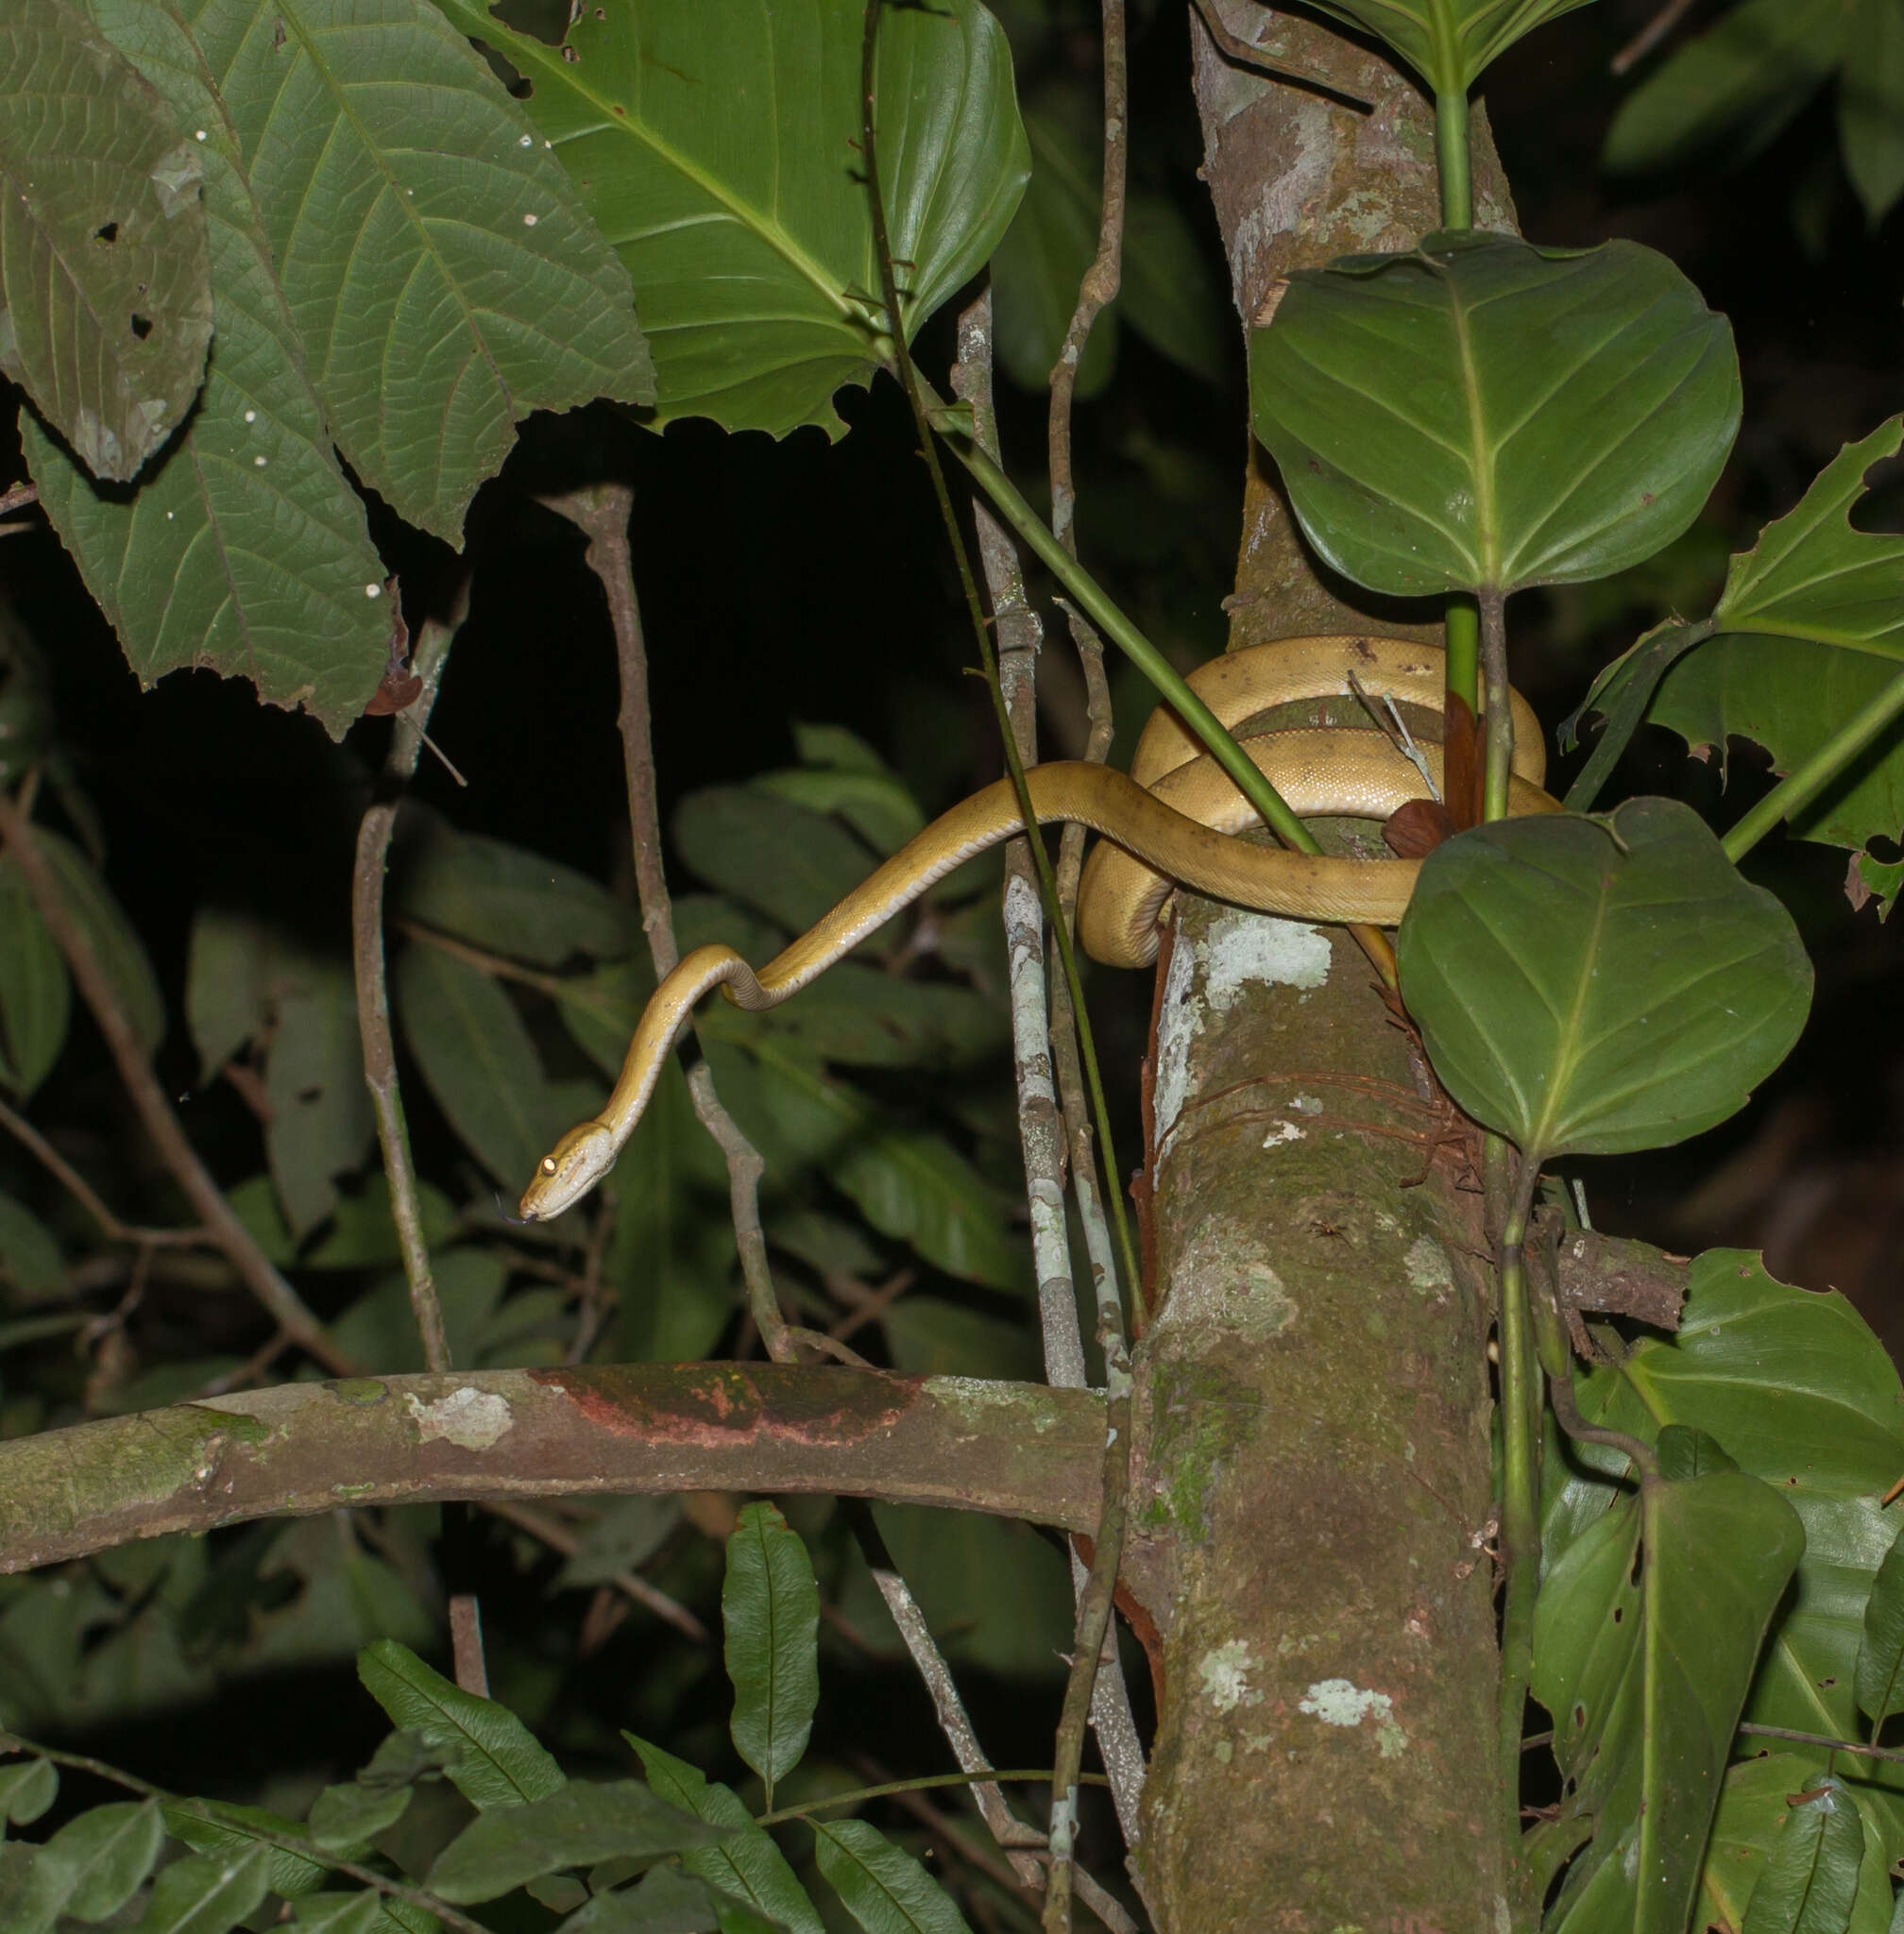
top-left (404, 1386), bottom-right (516, 1450)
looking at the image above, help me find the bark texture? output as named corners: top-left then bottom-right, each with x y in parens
top-left (1113, 12), bottom-right (1529, 1925)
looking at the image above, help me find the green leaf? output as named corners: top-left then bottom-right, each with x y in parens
top-left (722, 1503), bottom-right (820, 1804)
top-left (288, 1897), bottom-right (387, 1934)
top-left (39, 1797), bottom-right (165, 1918)
top-left (395, 941), bottom-right (589, 1189)
top-left (0, 859), bottom-right (69, 1098)
top-left (28, 1), bottom-right (391, 737)
top-left (0, 1193), bottom-right (65, 1302)
top-left (554, 1497), bottom-right (681, 1591)
top-left (356, 1639), bottom-right (565, 1810)
top-left (393, 822), bottom-right (639, 968)
top-left (1605, 0), bottom-right (1848, 179)
top-left (0, 1754), bottom-right (57, 1823)
top-left (559, 1865), bottom-right (736, 1932)
top-left (1742, 1776), bottom-right (1865, 1934)
top-left (1397, 799), bottom-right (1812, 1162)
top-left (164, 1799), bottom-right (332, 1901)
top-left (0, 0), bottom-right (212, 480)
top-left (0, 1841), bottom-right (65, 1934)
top-left (1249, 231), bottom-right (1740, 598)
top-left (427, 1780), bottom-right (728, 1904)
top-left (1841, 0), bottom-right (1904, 222)
top-left (623, 1736), bottom-right (823, 1934)
top-left (754, 770), bottom-right (926, 859)
top-left (1855, 1522), bottom-right (1904, 1731)
top-left (228, 1171), bottom-right (460, 1271)
top-left (1299, 0), bottom-right (1594, 92)
top-left (124, 1844), bottom-right (272, 1934)
top-left (1639, 416), bottom-right (1904, 856)
top-left (307, 1775), bottom-right (414, 1853)
top-left (35, 828), bottom-right (164, 1054)
top-left (183, 908), bottom-right (270, 1083)
top-left (1534, 1450), bottom-right (1805, 1934)
top-left (434, 0), bottom-right (1028, 437)
top-left (672, 789), bottom-right (885, 945)
top-left (265, 953), bottom-right (377, 1239)
top-left (811, 1818), bottom-right (973, 1934)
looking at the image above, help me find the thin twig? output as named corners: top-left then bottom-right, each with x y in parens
top-left (542, 483), bottom-right (798, 1367)
top-left (0, 787), bottom-right (353, 1374)
top-left (1737, 1723), bottom-right (1904, 1766)
top-left (0, 1095), bottom-right (212, 1249)
top-left (483, 1496), bottom-right (710, 1643)
top-left (1611, 0), bottom-right (1701, 74)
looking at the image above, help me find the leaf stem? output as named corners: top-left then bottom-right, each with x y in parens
top-left (1479, 588), bottom-right (1514, 823)
top-left (1443, 596), bottom-right (1481, 827)
top-left (1435, 86), bottom-right (1473, 230)
top-left (1721, 661), bottom-right (1904, 863)
top-left (1495, 1154), bottom-right (1542, 1883)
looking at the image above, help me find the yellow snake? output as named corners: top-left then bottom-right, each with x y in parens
top-left (518, 636), bottom-right (1558, 1219)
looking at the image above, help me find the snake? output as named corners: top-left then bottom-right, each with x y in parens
top-left (518, 635), bottom-right (1559, 1219)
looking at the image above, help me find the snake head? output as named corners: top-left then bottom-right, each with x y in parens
top-left (518, 1121), bottom-right (616, 1221)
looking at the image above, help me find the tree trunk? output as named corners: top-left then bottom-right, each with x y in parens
top-left (1117, 12), bottom-right (1529, 1925)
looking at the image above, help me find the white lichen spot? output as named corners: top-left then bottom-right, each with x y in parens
top-left (1199, 1639), bottom-right (1265, 1713)
top-left (1203, 908), bottom-right (1329, 1006)
top-left (1262, 1119), bottom-right (1305, 1148)
top-left (244, 410), bottom-right (257, 423)
top-left (522, 212), bottom-right (539, 226)
top-left (195, 130), bottom-right (208, 142)
top-left (253, 455), bottom-right (266, 467)
top-left (1299, 1678), bottom-right (1408, 1757)
top-left (1404, 1235), bottom-right (1454, 1298)
top-left (1290, 1094), bottom-right (1323, 1114)
top-left (365, 583), bottom-right (382, 599)
top-left (1151, 935), bottom-right (1197, 1146)
top-left (405, 1386), bottom-right (514, 1450)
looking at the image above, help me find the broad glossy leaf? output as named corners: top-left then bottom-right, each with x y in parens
top-left (0, 860), bottom-right (69, 1098)
top-left (125, 1843), bottom-right (272, 1934)
top-left (1641, 416), bottom-right (1904, 857)
top-left (37, 1797), bottom-right (165, 1918)
top-left (811, 1818), bottom-right (973, 1934)
top-left (357, 1639), bottom-right (565, 1810)
top-left (1741, 1776), bottom-right (1864, 1934)
top-left (624, 1735), bottom-right (824, 1934)
top-left (1841, 0), bottom-right (1904, 222)
top-left (265, 953), bottom-right (376, 1238)
top-left (723, 1503), bottom-right (820, 1801)
top-left (1299, 0), bottom-right (1595, 92)
top-left (434, 0), bottom-right (1028, 436)
top-left (428, 1780), bottom-right (726, 1903)
top-left (29, 0), bottom-right (389, 737)
top-left (36, 828), bottom-right (164, 1054)
top-left (1398, 799), bottom-right (1811, 1161)
top-left (1250, 232), bottom-right (1739, 597)
top-left (1704, 1758), bottom-right (1895, 1934)
top-left (0, 0), bottom-right (212, 480)
top-left (1533, 1448), bottom-right (1804, 1934)
top-left (1605, 0), bottom-right (1848, 179)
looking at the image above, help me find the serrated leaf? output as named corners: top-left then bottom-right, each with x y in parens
top-left (1841, 0), bottom-right (1904, 222)
top-left (427, 1781), bottom-right (726, 1904)
top-left (0, 1193), bottom-right (64, 1302)
top-left (1605, 0), bottom-right (1849, 179)
top-left (34, 827), bottom-right (164, 1054)
top-left (124, 1843), bottom-right (271, 1934)
top-left (265, 952), bottom-right (376, 1238)
top-left (395, 940), bottom-right (587, 1188)
top-left (38, 1797), bottom-right (166, 1919)
top-left (811, 1818), bottom-right (973, 1934)
top-left (624, 1736), bottom-right (824, 1934)
top-left (1534, 1449), bottom-right (1805, 1934)
top-left (1300, 0), bottom-right (1594, 92)
top-left (0, 1754), bottom-right (57, 1823)
top-left (1250, 232), bottom-right (1741, 597)
top-left (435, 0), bottom-right (1027, 437)
top-left (357, 1639), bottom-right (565, 1810)
top-left (29, 0), bottom-right (391, 737)
top-left (722, 1503), bottom-right (819, 1805)
top-left (1398, 799), bottom-right (1811, 1161)
top-left (1742, 1776), bottom-right (1864, 1934)
top-left (0, 0), bottom-right (212, 480)
top-left (0, 859), bottom-right (69, 1098)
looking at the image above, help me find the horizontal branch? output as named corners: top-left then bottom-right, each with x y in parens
top-left (0, 1366), bottom-right (1106, 1573)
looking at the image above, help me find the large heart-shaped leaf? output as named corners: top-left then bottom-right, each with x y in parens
top-left (1300, 0), bottom-right (1595, 93)
top-left (0, 0), bottom-right (212, 481)
top-left (434, 0), bottom-right (1028, 437)
top-left (1531, 1445), bottom-right (1804, 1934)
top-left (1250, 232), bottom-right (1740, 598)
top-left (1397, 799), bottom-right (1810, 1162)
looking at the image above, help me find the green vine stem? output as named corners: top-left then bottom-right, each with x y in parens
top-left (1479, 588), bottom-right (1515, 823)
top-left (1435, 84), bottom-right (1473, 230)
top-left (1722, 659), bottom-right (1904, 863)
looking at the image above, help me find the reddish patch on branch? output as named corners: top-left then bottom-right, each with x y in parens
top-left (526, 1365), bottom-right (922, 1447)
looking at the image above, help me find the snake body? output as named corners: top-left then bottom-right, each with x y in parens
top-left (518, 636), bottom-right (1558, 1219)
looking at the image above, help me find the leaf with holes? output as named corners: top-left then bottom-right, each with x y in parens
top-left (1250, 231), bottom-right (1739, 598)
top-left (1398, 799), bottom-right (1811, 1162)
top-left (433, 0), bottom-right (1028, 437)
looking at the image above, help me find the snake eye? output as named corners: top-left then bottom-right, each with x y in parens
top-left (540, 1156), bottom-right (557, 1175)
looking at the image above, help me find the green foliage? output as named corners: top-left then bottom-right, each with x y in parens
top-left (1704, 1757), bottom-right (1896, 1934)
top-left (1740, 1777), bottom-right (1865, 1934)
top-left (0, 859), bottom-right (68, 1098)
top-left (812, 1817), bottom-right (975, 1934)
top-left (0, 0), bottom-right (212, 481)
top-left (1297, 0), bottom-right (1596, 93)
top-left (1250, 232), bottom-right (1740, 598)
top-left (35, 827), bottom-right (163, 1054)
top-left (433, 0), bottom-right (1028, 438)
top-left (722, 1504), bottom-right (821, 1807)
top-left (1398, 800), bottom-right (1811, 1161)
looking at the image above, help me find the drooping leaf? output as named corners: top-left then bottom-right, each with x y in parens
top-left (35, 1798), bottom-right (167, 1920)
top-left (722, 1503), bottom-right (820, 1804)
top-left (1605, 0), bottom-right (1849, 180)
top-left (0, 1755), bottom-right (57, 1823)
top-left (1250, 231), bottom-right (1740, 599)
top-left (427, 1780), bottom-right (728, 1904)
top-left (0, 0), bottom-right (212, 481)
top-left (1856, 1522), bottom-right (1904, 1734)
top-left (811, 1818), bottom-right (974, 1934)
top-left (1298, 0), bottom-right (1595, 93)
top-left (123, 1843), bottom-right (272, 1934)
top-left (0, 859), bottom-right (69, 1098)
top-left (356, 1640), bottom-right (565, 1810)
top-left (433, 0), bottom-right (1028, 437)
top-left (1533, 1445), bottom-right (1805, 1933)
top-left (1841, 0), bottom-right (1904, 223)
top-left (1398, 799), bottom-right (1811, 1162)
top-left (264, 952), bottom-right (377, 1238)
top-left (34, 827), bottom-right (164, 1054)
top-left (1741, 1776), bottom-right (1865, 1934)
top-left (1702, 1757), bottom-right (1896, 1934)
top-left (624, 1735), bottom-right (824, 1934)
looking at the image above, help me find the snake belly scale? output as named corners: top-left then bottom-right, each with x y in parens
top-left (518, 636), bottom-right (1558, 1219)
